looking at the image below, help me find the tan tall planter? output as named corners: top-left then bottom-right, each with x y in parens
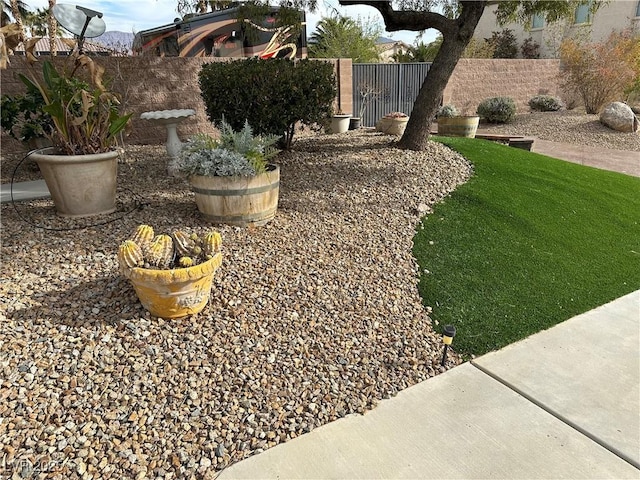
top-left (122, 253), bottom-right (222, 319)
top-left (437, 116), bottom-right (480, 138)
top-left (190, 164), bottom-right (280, 227)
top-left (376, 117), bottom-right (409, 136)
top-left (330, 115), bottom-right (351, 134)
top-left (29, 147), bottom-right (118, 217)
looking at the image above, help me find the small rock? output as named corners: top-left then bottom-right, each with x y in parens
top-left (76, 460), bottom-right (87, 475)
top-left (215, 445), bottom-right (225, 457)
top-left (200, 456), bottom-right (212, 469)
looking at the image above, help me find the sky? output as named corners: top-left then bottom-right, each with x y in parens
top-left (24, 0), bottom-right (439, 45)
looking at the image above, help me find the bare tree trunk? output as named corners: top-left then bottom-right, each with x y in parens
top-left (398, 2), bottom-right (485, 150)
top-left (397, 37), bottom-right (469, 150)
top-left (48, 0), bottom-right (57, 56)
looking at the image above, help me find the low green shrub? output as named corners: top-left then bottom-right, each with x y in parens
top-left (1, 88), bottom-right (53, 143)
top-left (520, 37), bottom-right (540, 59)
top-left (198, 58), bottom-right (337, 149)
top-left (528, 95), bottom-right (564, 112)
top-left (477, 97), bottom-right (516, 123)
top-left (488, 29), bottom-right (518, 59)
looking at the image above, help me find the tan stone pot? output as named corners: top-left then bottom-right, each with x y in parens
top-left (437, 116), bottom-right (480, 138)
top-left (190, 165), bottom-right (280, 227)
top-left (376, 116), bottom-right (409, 136)
top-left (29, 147), bottom-right (118, 217)
top-left (122, 253), bottom-right (222, 319)
top-left (330, 114), bottom-right (351, 134)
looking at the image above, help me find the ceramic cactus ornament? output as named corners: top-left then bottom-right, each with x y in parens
top-left (117, 224), bottom-right (223, 318)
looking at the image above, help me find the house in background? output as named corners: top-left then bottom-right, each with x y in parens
top-left (13, 37), bottom-right (113, 56)
top-left (375, 37), bottom-right (411, 63)
top-left (473, 0), bottom-right (640, 58)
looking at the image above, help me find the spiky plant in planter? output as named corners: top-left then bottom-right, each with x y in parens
top-left (118, 224), bottom-right (223, 318)
top-left (170, 119), bottom-right (282, 227)
top-left (437, 103), bottom-right (480, 138)
top-left (119, 224), bottom-right (222, 271)
top-left (436, 104), bottom-right (459, 118)
top-left (171, 120), bottom-right (278, 178)
top-left (383, 111), bottom-right (409, 119)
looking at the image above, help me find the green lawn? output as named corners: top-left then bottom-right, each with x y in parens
top-left (413, 137), bottom-right (640, 357)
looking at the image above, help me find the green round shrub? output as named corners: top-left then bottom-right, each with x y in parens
top-left (528, 95), bottom-right (564, 112)
top-left (477, 97), bottom-right (516, 123)
top-left (198, 58), bottom-right (337, 150)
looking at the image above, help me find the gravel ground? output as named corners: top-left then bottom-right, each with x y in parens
top-left (477, 109), bottom-right (640, 152)
top-left (2, 111), bottom-right (636, 479)
top-left (3, 109), bottom-right (638, 185)
top-left (1, 130), bottom-right (472, 479)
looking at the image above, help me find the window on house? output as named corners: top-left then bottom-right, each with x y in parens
top-left (574, 2), bottom-right (592, 24)
top-left (531, 13), bottom-right (544, 29)
top-left (636, 0), bottom-right (640, 17)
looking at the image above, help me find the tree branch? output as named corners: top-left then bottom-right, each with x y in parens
top-left (338, 0), bottom-right (454, 34)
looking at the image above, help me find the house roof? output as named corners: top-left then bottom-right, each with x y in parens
top-left (13, 37), bottom-right (112, 56)
top-left (376, 40), bottom-right (411, 52)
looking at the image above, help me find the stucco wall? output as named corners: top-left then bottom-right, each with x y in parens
top-left (474, 2), bottom-right (640, 58)
top-left (442, 58), bottom-right (562, 115)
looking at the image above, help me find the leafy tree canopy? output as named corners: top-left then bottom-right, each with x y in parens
top-left (394, 35), bottom-right (442, 62)
top-left (309, 13), bottom-right (381, 63)
top-left (175, 0), bottom-right (604, 151)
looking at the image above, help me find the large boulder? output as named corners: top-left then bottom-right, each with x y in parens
top-left (600, 102), bottom-right (639, 133)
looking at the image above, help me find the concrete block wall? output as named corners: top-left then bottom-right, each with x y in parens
top-left (0, 56), bottom-right (348, 155)
top-left (443, 59), bottom-right (562, 115)
top-left (1, 56), bottom-right (559, 156)
top-left (334, 58), bottom-right (353, 114)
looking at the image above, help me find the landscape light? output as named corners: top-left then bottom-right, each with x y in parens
top-left (440, 324), bottom-right (456, 366)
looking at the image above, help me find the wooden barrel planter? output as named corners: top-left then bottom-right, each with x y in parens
top-left (190, 164), bottom-right (280, 227)
top-left (437, 116), bottom-right (480, 138)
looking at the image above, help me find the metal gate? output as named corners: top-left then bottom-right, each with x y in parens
top-left (352, 63), bottom-right (432, 127)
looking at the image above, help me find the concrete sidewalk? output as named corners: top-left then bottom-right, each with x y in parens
top-left (532, 139), bottom-right (640, 178)
top-left (218, 290), bottom-right (640, 479)
top-left (0, 179), bottom-right (50, 204)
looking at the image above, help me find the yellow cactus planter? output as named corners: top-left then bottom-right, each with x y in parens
top-left (122, 253), bottom-right (222, 318)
